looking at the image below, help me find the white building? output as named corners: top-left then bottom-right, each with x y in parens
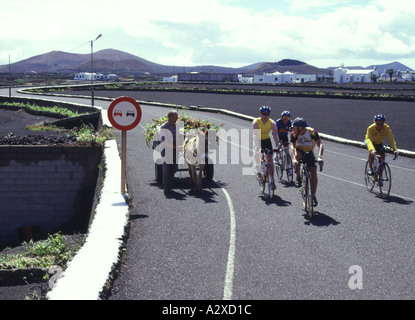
top-left (74, 72), bottom-right (118, 81)
top-left (294, 74), bottom-right (317, 83)
top-left (238, 74), bottom-right (253, 83)
top-left (74, 72), bottom-right (91, 80)
top-left (333, 64), bottom-right (379, 83)
top-left (252, 71), bottom-right (317, 84)
top-left (98, 74), bottom-right (118, 81)
top-left (253, 71), bottom-right (293, 84)
top-left (163, 75), bottom-right (178, 83)
top-left (397, 70), bottom-right (415, 82)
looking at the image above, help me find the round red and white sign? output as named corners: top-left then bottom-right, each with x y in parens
top-left (107, 96), bottom-right (142, 131)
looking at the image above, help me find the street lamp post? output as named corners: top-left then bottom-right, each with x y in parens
top-left (90, 34), bottom-right (102, 107)
top-left (9, 55), bottom-right (11, 98)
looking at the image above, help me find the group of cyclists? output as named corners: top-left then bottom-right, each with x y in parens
top-left (252, 105), bottom-right (398, 207)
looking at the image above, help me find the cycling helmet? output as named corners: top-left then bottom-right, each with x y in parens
top-left (259, 105), bottom-right (271, 114)
top-left (373, 114), bottom-right (386, 122)
top-left (292, 117), bottom-right (308, 127)
top-left (281, 111), bottom-right (291, 117)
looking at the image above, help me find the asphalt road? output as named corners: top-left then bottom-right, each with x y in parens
top-left (110, 105), bottom-right (415, 300)
top-left (2, 88), bottom-right (415, 300)
top-left (66, 89), bottom-right (415, 152)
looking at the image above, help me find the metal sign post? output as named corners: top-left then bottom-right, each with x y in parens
top-left (121, 130), bottom-right (127, 193)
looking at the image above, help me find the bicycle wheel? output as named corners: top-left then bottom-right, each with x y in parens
top-left (299, 167), bottom-right (311, 215)
top-left (285, 153), bottom-right (294, 183)
top-left (364, 161), bottom-right (375, 192)
top-left (304, 174), bottom-right (314, 218)
top-left (258, 172), bottom-right (265, 194)
top-left (378, 162), bottom-right (391, 198)
top-left (275, 151), bottom-right (284, 180)
top-left (300, 167), bottom-right (306, 203)
top-left (267, 175), bottom-right (275, 199)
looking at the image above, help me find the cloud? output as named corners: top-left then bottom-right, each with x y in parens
top-left (0, 2), bottom-right (64, 41)
top-left (1, 0), bottom-right (415, 68)
top-left (0, 48), bottom-right (24, 65)
top-left (287, 0), bottom-right (351, 12)
top-left (266, 2), bottom-right (415, 67)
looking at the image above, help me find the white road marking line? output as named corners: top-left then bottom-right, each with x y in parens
top-left (214, 180), bottom-right (236, 300)
top-left (325, 150), bottom-right (415, 173)
top-left (319, 172), bottom-right (415, 202)
top-left (140, 115), bottom-right (413, 299)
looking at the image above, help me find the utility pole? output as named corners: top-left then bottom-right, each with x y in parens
top-left (91, 34), bottom-right (102, 107)
top-left (8, 55), bottom-right (11, 98)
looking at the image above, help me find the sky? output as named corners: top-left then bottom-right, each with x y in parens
top-left (1, 0), bottom-right (415, 69)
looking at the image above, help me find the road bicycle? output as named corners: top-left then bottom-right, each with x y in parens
top-left (257, 148), bottom-right (278, 199)
top-left (364, 147), bottom-right (397, 198)
top-left (297, 152), bottom-right (323, 219)
top-left (275, 143), bottom-right (294, 183)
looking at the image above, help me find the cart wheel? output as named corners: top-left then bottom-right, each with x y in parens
top-left (204, 163), bottom-right (214, 181)
top-left (155, 163), bottom-right (163, 182)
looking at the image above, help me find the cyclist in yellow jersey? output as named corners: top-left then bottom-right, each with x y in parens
top-left (252, 105), bottom-right (280, 185)
top-left (365, 114), bottom-right (398, 175)
top-left (290, 117), bottom-right (324, 207)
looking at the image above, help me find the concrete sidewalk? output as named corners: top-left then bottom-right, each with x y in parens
top-left (47, 108), bottom-right (129, 300)
top-left (47, 139), bottom-right (129, 300)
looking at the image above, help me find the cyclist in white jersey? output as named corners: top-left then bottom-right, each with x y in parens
top-left (290, 118), bottom-right (324, 207)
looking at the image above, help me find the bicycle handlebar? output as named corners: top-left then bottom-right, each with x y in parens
top-left (375, 149), bottom-right (398, 161)
top-left (295, 159), bottom-right (324, 172)
top-left (260, 148), bottom-right (280, 154)
top-left (384, 145), bottom-right (399, 161)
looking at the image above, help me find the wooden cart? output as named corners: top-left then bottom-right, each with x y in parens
top-left (152, 129), bottom-right (214, 182)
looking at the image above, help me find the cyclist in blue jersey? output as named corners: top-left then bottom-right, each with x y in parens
top-left (275, 110), bottom-right (293, 174)
top-left (276, 110), bottom-right (293, 146)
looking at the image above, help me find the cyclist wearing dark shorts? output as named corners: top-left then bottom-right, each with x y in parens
top-left (290, 118), bottom-right (324, 206)
top-left (252, 105), bottom-right (280, 182)
top-left (276, 110), bottom-right (293, 146)
top-left (365, 114), bottom-right (398, 175)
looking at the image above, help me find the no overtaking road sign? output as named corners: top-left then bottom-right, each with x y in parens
top-left (107, 96), bottom-right (142, 131)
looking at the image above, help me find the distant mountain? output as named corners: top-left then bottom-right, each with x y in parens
top-left (0, 49), bottom-right (333, 75)
top-left (0, 48), bottom-right (260, 75)
top-left (0, 49), bottom-right (169, 74)
top-left (0, 51), bottom-right (87, 73)
top-left (327, 61), bottom-right (413, 72)
top-left (366, 61), bottom-right (414, 72)
top-left (2, 49), bottom-right (410, 76)
top-left (250, 59), bottom-right (330, 75)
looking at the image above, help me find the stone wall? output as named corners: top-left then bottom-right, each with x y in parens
top-left (0, 145), bottom-right (102, 245)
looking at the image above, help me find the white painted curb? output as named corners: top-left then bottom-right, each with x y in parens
top-left (47, 140), bottom-right (129, 300)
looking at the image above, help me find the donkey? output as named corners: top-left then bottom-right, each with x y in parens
top-left (183, 133), bottom-right (206, 193)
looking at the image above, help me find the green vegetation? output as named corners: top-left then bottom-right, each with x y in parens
top-left (0, 233), bottom-right (85, 270)
top-left (25, 123), bottom-right (115, 144)
top-left (144, 112), bottom-right (223, 148)
top-left (71, 124), bottom-right (115, 144)
top-left (2, 101), bottom-right (115, 144)
top-left (0, 101), bottom-right (88, 118)
top-left (23, 81), bottom-right (415, 102)
top-left (26, 124), bottom-right (67, 132)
